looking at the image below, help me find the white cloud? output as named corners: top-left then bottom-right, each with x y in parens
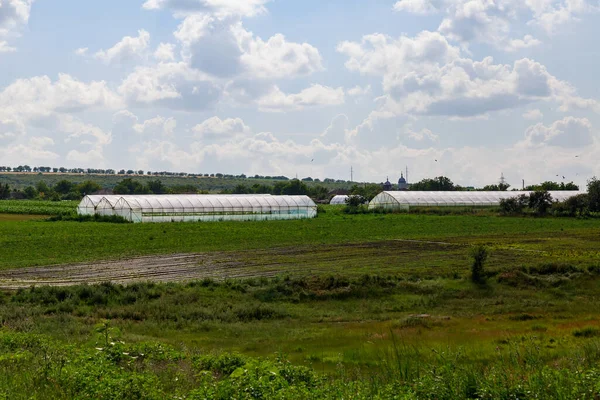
top-left (523, 109), bottom-right (543, 120)
top-left (118, 62), bottom-right (221, 109)
top-left (192, 116), bottom-right (250, 139)
top-left (0, 0), bottom-right (34, 50)
top-left (133, 116), bottom-right (177, 136)
top-left (393, 0), bottom-right (439, 15)
top-left (339, 31), bottom-right (599, 118)
top-left (154, 42), bottom-right (176, 61)
top-left (0, 41), bottom-right (16, 53)
top-left (403, 126), bottom-right (439, 142)
top-left (173, 16), bottom-right (323, 79)
top-left (237, 29), bottom-right (323, 79)
top-left (347, 85), bottom-right (372, 97)
top-left (142, 0), bottom-right (271, 18)
top-left (0, 74), bottom-right (123, 120)
top-left (0, 136), bottom-right (59, 165)
top-left (320, 114), bottom-right (350, 144)
top-left (256, 84), bottom-right (345, 112)
top-left (74, 47), bottom-right (88, 56)
top-left (94, 30), bottom-right (151, 64)
top-left (521, 116), bottom-right (595, 147)
top-left (337, 31), bottom-right (460, 77)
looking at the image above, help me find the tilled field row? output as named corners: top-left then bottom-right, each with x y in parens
top-left (0, 240), bottom-right (541, 289)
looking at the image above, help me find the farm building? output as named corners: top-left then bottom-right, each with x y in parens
top-left (368, 191), bottom-right (584, 211)
top-left (78, 195), bottom-right (317, 223)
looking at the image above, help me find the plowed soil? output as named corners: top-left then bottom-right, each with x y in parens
top-left (0, 239), bottom-right (543, 289)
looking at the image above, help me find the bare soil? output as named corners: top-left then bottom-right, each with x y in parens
top-left (0, 240), bottom-right (469, 289)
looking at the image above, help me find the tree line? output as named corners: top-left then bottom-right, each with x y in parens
top-left (0, 180), bottom-right (103, 201)
top-left (499, 178), bottom-right (599, 217)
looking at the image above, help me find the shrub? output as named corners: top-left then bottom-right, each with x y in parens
top-left (470, 245), bottom-right (489, 283)
top-left (573, 327), bottom-right (600, 338)
top-left (551, 193), bottom-right (590, 217)
top-left (499, 194), bottom-right (528, 215)
top-left (528, 190), bottom-right (553, 216)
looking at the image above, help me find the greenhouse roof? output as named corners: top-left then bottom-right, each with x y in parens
top-left (369, 191), bottom-right (585, 208)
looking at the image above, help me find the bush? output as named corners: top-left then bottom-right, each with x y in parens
top-left (573, 327), bottom-right (600, 338)
top-left (551, 193), bottom-right (590, 217)
top-left (470, 245), bottom-right (488, 283)
top-left (528, 190), bottom-right (553, 216)
top-left (499, 194), bottom-right (528, 215)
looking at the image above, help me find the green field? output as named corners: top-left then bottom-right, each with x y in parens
top-left (1, 207), bottom-right (600, 398)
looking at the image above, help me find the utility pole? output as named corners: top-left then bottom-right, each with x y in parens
top-left (351, 166), bottom-right (353, 183)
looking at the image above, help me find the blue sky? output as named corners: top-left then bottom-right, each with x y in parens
top-left (1, 0), bottom-right (599, 187)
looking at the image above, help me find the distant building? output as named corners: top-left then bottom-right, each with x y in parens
top-left (383, 178), bottom-right (393, 191)
top-left (397, 173), bottom-right (408, 190)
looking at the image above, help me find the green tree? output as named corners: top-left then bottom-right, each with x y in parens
top-left (147, 179), bottom-right (168, 194)
top-left (528, 190), bottom-right (553, 216)
top-left (76, 181), bottom-right (102, 196)
top-left (23, 186), bottom-right (38, 199)
top-left (587, 177), bottom-right (600, 212)
top-left (113, 178), bottom-right (148, 195)
top-left (0, 183), bottom-right (10, 199)
top-left (470, 246), bottom-right (488, 284)
top-left (410, 176), bottom-right (455, 191)
top-left (349, 184), bottom-right (381, 201)
top-left (281, 179), bottom-right (309, 196)
top-left (54, 179), bottom-right (74, 194)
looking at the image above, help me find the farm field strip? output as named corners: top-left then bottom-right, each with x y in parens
top-left (0, 240), bottom-right (578, 288)
top-left (1, 212), bottom-right (599, 270)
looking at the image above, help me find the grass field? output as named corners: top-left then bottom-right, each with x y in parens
top-left (1, 206), bottom-right (600, 398)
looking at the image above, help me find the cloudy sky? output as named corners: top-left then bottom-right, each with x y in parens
top-left (1, 0), bottom-right (599, 187)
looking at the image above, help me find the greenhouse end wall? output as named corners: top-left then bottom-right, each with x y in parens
top-left (78, 195), bottom-right (317, 223)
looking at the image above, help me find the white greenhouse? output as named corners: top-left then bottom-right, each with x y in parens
top-left (77, 195), bottom-right (123, 216)
top-left (330, 195), bottom-right (349, 205)
top-left (368, 191), bottom-right (584, 211)
top-left (78, 195), bottom-right (317, 223)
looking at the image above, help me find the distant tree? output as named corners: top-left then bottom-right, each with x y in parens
top-left (308, 185), bottom-right (329, 201)
top-left (587, 177), bottom-right (600, 212)
top-left (147, 179), bottom-right (168, 194)
top-left (232, 184), bottom-right (251, 194)
top-left (350, 184), bottom-right (382, 201)
top-left (499, 194), bottom-right (528, 215)
top-left (54, 180), bottom-right (74, 194)
top-left (35, 181), bottom-right (53, 198)
top-left (0, 184), bottom-right (10, 199)
top-left (410, 176), bottom-right (455, 191)
top-left (113, 178), bottom-right (148, 195)
top-left (281, 179), bottom-right (309, 196)
top-left (483, 182), bottom-right (510, 191)
top-left (76, 181), bottom-right (102, 196)
top-left (528, 190), bottom-right (553, 216)
top-left (551, 193), bottom-right (589, 217)
top-left (470, 246), bottom-right (489, 284)
top-left (23, 186), bottom-right (38, 199)
top-left (301, 177), bottom-right (313, 182)
top-left (526, 181), bottom-right (579, 191)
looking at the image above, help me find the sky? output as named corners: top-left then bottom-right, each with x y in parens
top-left (1, 0), bottom-right (599, 188)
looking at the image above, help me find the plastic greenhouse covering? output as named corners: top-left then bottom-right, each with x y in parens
top-left (330, 195), bottom-right (349, 205)
top-left (368, 191), bottom-right (585, 210)
top-left (78, 195), bottom-right (317, 223)
top-left (77, 195), bottom-right (123, 216)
